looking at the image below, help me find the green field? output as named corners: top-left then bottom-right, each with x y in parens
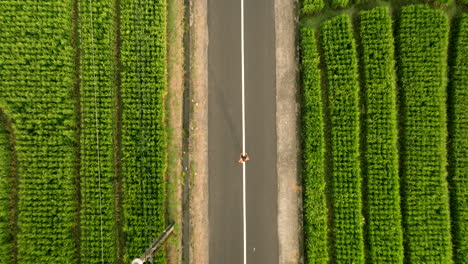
top-left (0, 0), bottom-right (168, 262)
top-left (300, 2), bottom-right (467, 263)
top-left (1, 0), bottom-right (468, 262)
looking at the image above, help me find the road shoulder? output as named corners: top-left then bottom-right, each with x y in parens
top-left (188, 0), bottom-right (209, 263)
top-left (165, 0), bottom-right (185, 262)
top-left (275, 0), bottom-right (303, 263)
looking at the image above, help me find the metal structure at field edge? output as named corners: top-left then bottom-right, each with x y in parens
top-left (131, 223), bottom-right (175, 264)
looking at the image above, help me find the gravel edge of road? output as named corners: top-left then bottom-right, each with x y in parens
top-left (189, 0), bottom-right (209, 263)
top-left (275, 0), bottom-right (303, 263)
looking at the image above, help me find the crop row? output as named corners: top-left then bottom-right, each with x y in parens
top-left (359, 7), bottom-right (403, 263)
top-left (300, 27), bottom-right (328, 264)
top-left (398, 5), bottom-right (452, 263)
top-left (302, 0), bottom-right (325, 14)
top-left (120, 0), bottom-right (167, 263)
top-left (331, 0), bottom-right (350, 8)
top-left (0, 122), bottom-right (11, 264)
top-left (79, 0), bottom-right (117, 262)
top-left (320, 15), bottom-right (364, 263)
top-left (0, 1), bottom-right (76, 262)
top-left (301, 0), bottom-right (463, 15)
top-left (448, 14), bottom-right (468, 264)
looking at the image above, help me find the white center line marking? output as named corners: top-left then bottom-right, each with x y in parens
top-left (241, 0), bottom-right (246, 263)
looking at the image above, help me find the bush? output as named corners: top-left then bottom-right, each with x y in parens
top-left (331, 0), bottom-right (350, 8)
top-left (397, 5), bottom-right (452, 263)
top-left (0, 1), bottom-right (76, 262)
top-left (320, 15), bottom-right (364, 263)
top-left (79, 0), bottom-right (118, 261)
top-left (302, 0), bottom-right (325, 14)
top-left (120, 0), bottom-right (167, 263)
top-left (359, 7), bottom-right (404, 263)
top-left (300, 27), bottom-right (329, 264)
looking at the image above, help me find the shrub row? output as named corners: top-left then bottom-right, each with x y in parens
top-left (302, 0), bottom-right (325, 14)
top-left (448, 14), bottom-right (468, 264)
top-left (0, 123), bottom-right (10, 264)
top-left (359, 7), bottom-right (404, 263)
top-left (0, 1), bottom-right (76, 262)
top-left (120, 0), bottom-right (167, 263)
top-left (79, 0), bottom-right (117, 262)
top-left (397, 5), bottom-right (452, 263)
top-left (300, 27), bottom-right (329, 264)
top-left (320, 15), bottom-right (364, 263)
top-left (331, 0), bottom-right (350, 8)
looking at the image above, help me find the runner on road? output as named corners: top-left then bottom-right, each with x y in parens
top-left (238, 152), bottom-right (250, 163)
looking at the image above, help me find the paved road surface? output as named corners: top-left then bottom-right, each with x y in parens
top-left (208, 0), bottom-right (278, 263)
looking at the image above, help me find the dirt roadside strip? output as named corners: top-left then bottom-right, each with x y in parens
top-left (275, 0), bottom-right (302, 264)
top-left (165, 0), bottom-right (185, 262)
top-left (188, 0), bottom-right (209, 263)
top-left (187, 0), bottom-right (300, 263)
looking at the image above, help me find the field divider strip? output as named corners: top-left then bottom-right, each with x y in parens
top-left (71, 0), bottom-right (82, 261)
top-left (393, 8), bottom-right (409, 262)
top-left (87, 0), bottom-right (105, 261)
top-left (112, 0), bottom-right (124, 261)
top-left (0, 110), bottom-right (18, 264)
top-left (447, 14), bottom-right (468, 263)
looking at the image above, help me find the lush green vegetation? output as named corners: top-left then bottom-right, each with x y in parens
top-left (0, 0), bottom-right (169, 262)
top-left (300, 27), bottom-right (328, 264)
top-left (0, 122), bottom-right (11, 264)
top-left (359, 7), bottom-right (403, 263)
top-left (436, 0), bottom-right (453, 4)
top-left (397, 5), bottom-right (452, 263)
top-left (301, 2), bottom-right (468, 262)
top-left (79, 0), bottom-right (118, 262)
top-left (448, 14), bottom-right (468, 264)
top-left (331, 0), bottom-right (350, 8)
top-left (0, 1), bottom-right (76, 262)
top-left (120, 0), bottom-right (167, 263)
top-left (320, 15), bottom-right (364, 263)
top-left (302, 0), bottom-right (325, 14)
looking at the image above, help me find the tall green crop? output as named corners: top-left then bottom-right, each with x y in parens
top-left (331, 0), bottom-right (350, 8)
top-left (359, 7), bottom-right (403, 263)
top-left (398, 5), bottom-right (452, 263)
top-left (120, 0), bottom-right (167, 263)
top-left (302, 0), bottom-right (325, 14)
top-left (0, 1), bottom-right (76, 262)
top-left (321, 15), bottom-right (364, 263)
top-left (300, 27), bottom-right (328, 264)
top-left (448, 14), bottom-right (468, 264)
top-left (79, 0), bottom-right (117, 262)
top-left (0, 122), bottom-right (11, 264)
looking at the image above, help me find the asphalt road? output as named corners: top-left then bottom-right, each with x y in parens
top-left (208, 0), bottom-right (278, 263)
